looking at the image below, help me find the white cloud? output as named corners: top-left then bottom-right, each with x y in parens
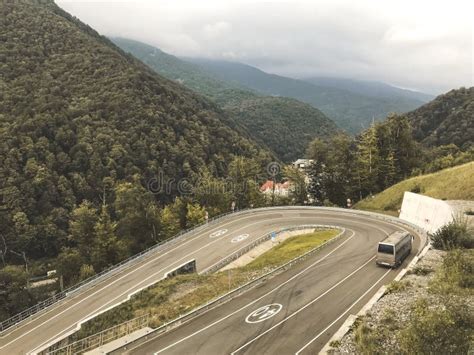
top-left (57, 0), bottom-right (473, 94)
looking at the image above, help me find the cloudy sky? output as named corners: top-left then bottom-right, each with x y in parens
top-left (57, 0), bottom-right (473, 94)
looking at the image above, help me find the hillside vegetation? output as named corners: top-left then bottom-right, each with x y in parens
top-left (406, 87), bottom-right (474, 149)
top-left (186, 58), bottom-right (427, 134)
top-left (355, 162), bottom-right (474, 212)
top-left (225, 97), bottom-right (336, 161)
top-left (113, 38), bottom-right (338, 161)
top-left (0, 0), bottom-right (272, 319)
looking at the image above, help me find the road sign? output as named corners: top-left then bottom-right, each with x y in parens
top-left (271, 231), bottom-right (276, 242)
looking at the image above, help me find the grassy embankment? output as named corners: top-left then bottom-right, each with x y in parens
top-left (355, 161), bottom-right (474, 215)
top-left (72, 229), bottom-right (339, 340)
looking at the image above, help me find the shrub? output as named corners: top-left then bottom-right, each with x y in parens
top-left (385, 280), bottom-right (411, 294)
top-left (431, 218), bottom-right (473, 250)
top-left (353, 318), bottom-right (387, 355)
top-left (398, 298), bottom-right (474, 354)
top-left (408, 265), bottom-right (432, 276)
top-left (410, 184), bottom-right (422, 194)
top-left (430, 249), bottom-right (474, 293)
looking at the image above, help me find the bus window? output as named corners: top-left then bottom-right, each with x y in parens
top-left (378, 243), bottom-right (394, 254)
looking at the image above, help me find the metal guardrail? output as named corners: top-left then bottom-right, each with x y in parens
top-left (107, 209), bottom-right (429, 354)
top-left (109, 225), bottom-right (346, 354)
top-left (44, 314), bottom-right (150, 355)
top-left (0, 206), bottom-right (428, 335)
top-left (0, 209), bottom-right (248, 334)
top-left (106, 208), bottom-right (429, 355)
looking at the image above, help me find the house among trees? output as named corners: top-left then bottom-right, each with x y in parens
top-left (260, 180), bottom-right (291, 197)
top-left (293, 159), bottom-right (314, 171)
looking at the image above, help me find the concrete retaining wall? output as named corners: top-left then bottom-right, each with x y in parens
top-left (399, 191), bottom-right (454, 234)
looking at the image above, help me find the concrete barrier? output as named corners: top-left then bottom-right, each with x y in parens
top-left (399, 191), bottom-right (454, 234)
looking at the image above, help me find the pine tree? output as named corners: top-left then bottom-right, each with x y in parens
top-left (356, 124), bottom-right (380, 197)
top-left (91, 205), bottom-right (125, 270)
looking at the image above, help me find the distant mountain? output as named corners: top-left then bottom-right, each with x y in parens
top-left (113, 38), bottom-right (338, 161)
top-left (303, 77), bottom-right (434, 103)
top-left (110, 38), bottom-right (255, 106)
top-left (185, 58), bottom-right (428, 134)
top-left (405, 87), bottom-right (474, 149)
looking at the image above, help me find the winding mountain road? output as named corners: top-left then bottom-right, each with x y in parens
top-left (0, 207), bottom-right (423, 355)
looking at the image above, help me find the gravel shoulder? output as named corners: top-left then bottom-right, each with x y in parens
top-left (331, 247), bottom-right (474, 354)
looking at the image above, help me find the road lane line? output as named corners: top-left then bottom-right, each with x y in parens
top-left (0, 211), bottom-right (282, 340)
top-left (295, 268), bottom-right (392, 354)
top-left (31, 214), bottom-right (397, 353)
top-left (200, 216), bottom-right (395, 275)
top-left (3, 214), bottom-right (281, 351)
top-left (28, 226), bottom-right (276, 353)
top-left (151, 230), bottom-right (356, 354)
top-left (3, 209), bottom-right (406, 353)
top-left (229, 255), bottom-right (378, 354)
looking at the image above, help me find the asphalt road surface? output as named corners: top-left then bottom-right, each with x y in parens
top-left (0, 207), bottom-right (422, 355)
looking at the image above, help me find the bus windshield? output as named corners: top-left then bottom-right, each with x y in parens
top-left (378, 243), bottom-right (394, 254)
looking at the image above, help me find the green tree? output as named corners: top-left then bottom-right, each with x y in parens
top-left (69, 201), bottom-right (98, 261)
top-left (228, 156), bottom-right (263, 209)
top-left (0, 266), bottom-right (34, 320)
top-left (192, 169), bottom-right (232, 216)
top-left (307, 133), bottom-right (356, 206)
top-left (160, 204), bottom-right (181, 239)
top-left (186, 202), bottom-right (206, 228)
top-left (356, 124), bottom-right (380, 197)
top-left (79, 264), bottom-right (95, 281)
top-left (114, 180), bottom-right (161, 253)
top-left (91, 205), bottom-right (126, 270)
top-left (284, 166), bottom-right (308, 204)
top-left (56, 247), bottom-right (84, 286)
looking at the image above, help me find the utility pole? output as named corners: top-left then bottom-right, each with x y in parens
top-left (0, 235), bottom-right (7, 267)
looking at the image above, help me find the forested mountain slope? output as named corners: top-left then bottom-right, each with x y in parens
top-left (186, 58), bottom-right (427, 134)
top-left (225, 97), bottom-right (336, 161)
top-left (0, 0), bottom-right (269, 262)
top-left (405, 87), bottom-right (474, 149)
top-left (113, 38), bottom-right (338, 161)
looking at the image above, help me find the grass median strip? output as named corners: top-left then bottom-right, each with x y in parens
top-left (71, 228), bottom-right (339, 341)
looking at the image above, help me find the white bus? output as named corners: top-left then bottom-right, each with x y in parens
top-left (376, 231), bottom-right (413, 268)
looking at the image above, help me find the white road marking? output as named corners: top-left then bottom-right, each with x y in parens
top-left (2, 209), bottom-right (409, 353)
top-left (295, 268), bottom-right (392, 354)
top-left (230, 255), bottom-right (378, 354)
top-left (38, 216), bottom-right (400, 354)
top-left (152, 229), bottom-right (356, 354)
top-left (3, 215), bottom-right (278, 351)
top-left (1, 213), bottom-right (255, 339)
top-left (245, 304), bottom-right (283, 324)
top-left (29, 218), bottom-right (287, 353)
top-left (231, 234), bottom-right (249, 243)
top-left (210, 229), bottom-right (228, 238)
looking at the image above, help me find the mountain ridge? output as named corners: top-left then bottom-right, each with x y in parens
top-left (404, 87), bottom-right (474, 149)
top-left (112, 37), bottom-right (339, 161)
top-left (185, 58), bottom-right (429, 133)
